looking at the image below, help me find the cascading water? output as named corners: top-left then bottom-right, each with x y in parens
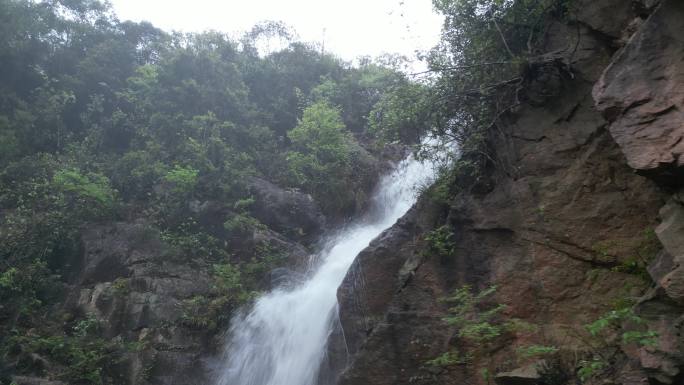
top-left (215, 147), bottom-right (441, 385)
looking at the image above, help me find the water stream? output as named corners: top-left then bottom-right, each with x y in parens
top-left (215, 148), bottom-right (440, 385)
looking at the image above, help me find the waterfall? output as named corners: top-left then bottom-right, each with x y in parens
top-left (215, 146), bottom-right (441, 385)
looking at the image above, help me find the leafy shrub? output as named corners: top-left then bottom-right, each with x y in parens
top-left (178, 264), bottom-right (250, 330)
top-left (53, 168), bottom-right (116, 218)
top-left (163, 165), bottom-right (199, 196)
top-left (368, 80), bottom-right (431, 143)
top-left (0, 259), bottom-right (57, 322)
top-left (586, 307), bottom-right (658, 347)
top-left (425, 225), bottom-right (455, 257)
top-left (577, 358), bottom-right (605, 382)
top-left (441, 285), bottom-right (517, 343)
top-left (286, 101), bottom-right (361, 214)
top-left (110, 278), bottom-right (130, 297)
top-left (212, 263), bottom-right (243, 298)
top-left (425, 350), bottom-right (471, 367)
top-left (109, 149), bottom-right (167, 200)
top-left (4, 315), bottom-right (123, 385)
top-left (223, 213), bottom-right (265, 234)
top-left (160, 222), bottom-right (228, 260)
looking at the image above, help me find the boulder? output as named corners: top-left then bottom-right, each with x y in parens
top-left (656, 199), bottom-right (684, 257)
top-left (648, 251), bottom-right (675, 284)
top-left (575, 0), bottom-right (636, 40)
top-left (247, 177), bottom-right (326, 241)
top-left (660, 258), bottom-right (684, 305)
top-left (494, 361), bottom-right (545, 385)
top-left (639, 348), bottom-right (681, 384)
top-left (593, 0), bottom-right (684, 185)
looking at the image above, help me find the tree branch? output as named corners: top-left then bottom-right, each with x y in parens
top-left (409, 61), bottom-right (514, 77)
top-left (492, 18), bottom-right (515, 59)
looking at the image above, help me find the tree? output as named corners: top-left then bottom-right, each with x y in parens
top-left (287, 101), bottom-right (356, 214)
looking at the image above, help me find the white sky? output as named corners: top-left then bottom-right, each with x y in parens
top-left (109, 0), bottom-right (443, 67)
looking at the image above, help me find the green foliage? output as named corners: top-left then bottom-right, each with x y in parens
top-left (73, 316), bottom-right (101, 339)
top-left (53, 168), bottom-right (116, 217)
top-left (426, 350), bottom-right (471, 367)
top-left (586, 308), bottom-right (633, 336)
top-left (0, 259), bottom-right (57, 322)
top-left (286, 101), bottom-right (362, 214)
top-left (0, 0), bottom-right (427, 380)
top-left (180, 262), bottom-right (254, 330)
top-left (586, 306), bottom-right (658, 347)
top-left (109, 149), bottom-right (167, 200)
top-left (577, 358), bottom-right (606, 382)
top-left (459, 321), bottom-right (503, 342)
top-left (224, 213), bottom-right (265, 234)
top-left (212, 263), bottom-right (246, 300)
top-left (516, 345), bottom-right (559, 359)
top-left (111, 278), bottom-right (130, 297)
top-left (241, 242), bottom-right (288, 281)
top-left (610, 229), bottom-right (660, 281)
top-left (425, 225), bottom-right (455, 257)
top-left (287, 101), bottom-right (352, 174)
top-left (480, 367), bottom-right (491, 383)
top-left (161, 221), bottom-right (228, 260)
top-left (4, 314), bottom-right (123, 385)
top-left (180, 295), bottom-right (223, 330)
top-left (426, 155), bottom-right (491, 205)
top-left (369, 80), bottom-right (431, 143)
top-left (622, 330), bottom-right (658, 346)
top-left (163, 165), bottom-right (199, 196)
top-left (442, 285), bottom-right (507, 343)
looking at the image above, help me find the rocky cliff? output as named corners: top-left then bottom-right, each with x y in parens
top-left (335, 1), bottom-right (684, 384)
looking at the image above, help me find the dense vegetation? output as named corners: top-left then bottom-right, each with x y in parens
top-left (0, 0), bottom-right (428, 382)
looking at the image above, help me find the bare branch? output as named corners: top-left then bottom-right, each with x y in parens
top-left (408, 61), bottom-right (514, 77)
top-left (492, 18), bottom-right (515, 59)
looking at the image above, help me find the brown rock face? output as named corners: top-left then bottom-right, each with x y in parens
top-left (334, 3), bottom-right (684, 385)
top-left (336, 72), bottom-right (665, 385)
top-left (593, 0), bottom-right (684, 185)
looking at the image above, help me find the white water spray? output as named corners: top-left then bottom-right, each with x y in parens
top-left (215, 148), bottom-right (440, 385)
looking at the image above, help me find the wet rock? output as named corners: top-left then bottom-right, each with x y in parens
top-left (660, 258), bottom-right (684, 305)
top-left (247, 177), bottom-right (326, 241)
top-left (61, 222), bottom-right (216, 385)
top-left (593, 0), bottom-right (684, 185)
top-left (639, 348), bottom-right (681, 384)
top-left (575, 0), bottom-right (637, 40)
top-left (494, 361), bottom-right (545, 385)
top-left (336, 209), bottom-right (424, 358)
top-left (648, 251), bottom-right (675, 283)
top-left (656, 199), bottom-right (684, 257)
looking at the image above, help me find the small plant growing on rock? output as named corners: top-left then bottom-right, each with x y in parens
top-left (223, 213), bottom-right (266, 233)
top-left (424, 225), bottom-right (456, 257)
top-left (516, 344), bottom-right (558, 359)
top-left (586, 307), bottom-right (658, 347)
top-left (577, 358), bottom-right (606, 382)
top-left (575, 303), bottom-right (659, 383)
top-left (111, 278), bottom-right (129, 297)
top-left (425, 349), bottom-right (472, 367)
top-left (442, 285), bottom-right (508, 343)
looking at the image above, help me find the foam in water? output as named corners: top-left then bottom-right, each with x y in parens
top-left (215, 148), bottom-right (440, 385)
